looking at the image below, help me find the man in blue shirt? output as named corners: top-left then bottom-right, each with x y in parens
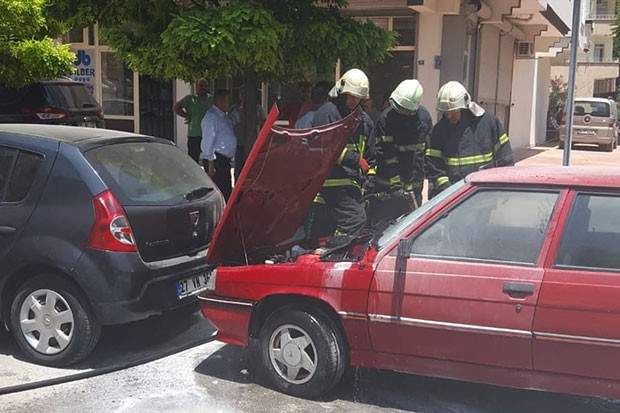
top-left (201, 89), bottom-right (236, 201)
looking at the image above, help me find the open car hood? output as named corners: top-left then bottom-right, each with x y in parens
top-left (207, 104), bottom-right (364, 265)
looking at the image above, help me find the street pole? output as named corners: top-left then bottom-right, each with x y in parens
top-left (563, 0), bottom-right (582, 166)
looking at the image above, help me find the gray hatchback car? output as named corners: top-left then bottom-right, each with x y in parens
top-left (559, 97), bottom-right (619, 152)
top-left (0, 125), bottom-right (223, 366)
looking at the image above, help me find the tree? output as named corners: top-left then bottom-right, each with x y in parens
top-left (549, 75), bottom-right (568, 113)
top-left (46, 0), bottom-right (396, 151)
top-left (0, 0), bottom-right (75, 87)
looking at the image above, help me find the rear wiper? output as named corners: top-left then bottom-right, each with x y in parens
top-left (185, 186), bottom-right (214, 201)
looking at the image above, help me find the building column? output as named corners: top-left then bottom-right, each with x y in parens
top-left (510, 58), bottom-right (551, 148)
top-left (416, 13), bottom-right (443, 122)
top-left (174, 80), bottom-right (192, 153)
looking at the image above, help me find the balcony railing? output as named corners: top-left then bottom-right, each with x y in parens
top-left (575, 56), bottom-right (620, 63)
top-left (587, 13), bottom-right (617, 20)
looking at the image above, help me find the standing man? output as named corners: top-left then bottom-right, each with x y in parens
top-left (310, 68), bottom-right (375, 242)
top-left (295, 81), bottom-right (331, 129)
top-left (426, 81), bottom-right (513, 198)
top-left (201, 89), bottom-right (236, 201)
top-left (173, 78), bottom-right (213, 163)
top-left (370, 79), bottom-right (432, 226)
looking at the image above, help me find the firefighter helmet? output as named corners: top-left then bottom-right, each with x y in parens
top-left (436, 81), bottom-right (471, 113)
top-left (390, 79), bottom-right (424, 114)
top-left (329, 68), bottom-right (370, 100)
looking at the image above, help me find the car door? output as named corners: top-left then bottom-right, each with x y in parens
top-left (368, 187), bottom-right (562, 370)
top-left (534, 191), bottom-right (620, 381)
top-left (0, 134), bottom-right (57, 262)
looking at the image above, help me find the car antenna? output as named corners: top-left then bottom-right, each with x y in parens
top-left (236, 209), bottom-right (249, 265)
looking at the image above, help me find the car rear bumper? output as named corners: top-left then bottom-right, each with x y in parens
top-left (74, 248), bottom-right (214, 325)
top-left (198, 294), bottom-right (255, 347)
top-left (559, 134), bottom-right (614, 145)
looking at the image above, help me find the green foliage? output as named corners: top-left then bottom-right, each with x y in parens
top-left (45, 0), bottom-right (396, 83)
top-left (0, 0), bottom-right (75, 87)
top-left (614, 0), bottom-right (620, 57)
top-left (549, 75), bottom-right (568, 112)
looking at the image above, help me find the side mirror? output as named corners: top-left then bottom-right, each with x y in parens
top-left (397, 238), bottom-right (411, 259)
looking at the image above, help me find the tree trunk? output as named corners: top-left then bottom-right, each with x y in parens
top-left (243, 70), bottom-right (259, 158)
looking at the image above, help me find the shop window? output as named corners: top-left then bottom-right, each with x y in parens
top-left (102, 52), bottom-right (134, 116)
top-left (393, 17), bottom-right (416, 47)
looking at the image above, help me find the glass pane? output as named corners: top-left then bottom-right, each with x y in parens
top-left (393, 17), bottom-right (416, 47)
top-left (411, 190), bottom-right (558, 264)
top-left (556, 194), bottom-right (620, 270)
top-left (84, 142), bottom-right (215, 206)
top-left (68, 27), bottom-right (84, 43)
top-left (0, 147), bottom-right (17, 200)
top-left (88, 26), bottom-right (95, 46)
top-left (360, 51), bottom-right (416, 108)
top-left (368, 17), bottom-right (389, 30)
top-left (6, 151), bottom-right (43, 203)
top-left (102, 52), bottom-right (134, 116)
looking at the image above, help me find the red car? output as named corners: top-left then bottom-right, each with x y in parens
top-left (199, 105), bottom-right (620, 400)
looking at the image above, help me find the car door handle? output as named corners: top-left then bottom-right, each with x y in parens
top-left (0, 226), bottom-right (16, 235)
top-left (503, 282), bottom-right (534, 297)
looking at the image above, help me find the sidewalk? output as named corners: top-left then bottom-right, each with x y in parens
top-left (514, 139), bottom-right (620, 167)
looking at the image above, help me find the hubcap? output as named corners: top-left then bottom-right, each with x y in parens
top-left (19, 289), bottom-right (74, 355)
top-left (268, 324), bottom-right (317, 384)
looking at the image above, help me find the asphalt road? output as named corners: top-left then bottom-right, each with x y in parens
top-left (3, 142), bottom-right (620, 412)
top-left (2, 337), bottom-right (620, 413)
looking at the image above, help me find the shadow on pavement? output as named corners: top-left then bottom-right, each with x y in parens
top-left (0, 308), bottom-right (215, 394)
top-left (195, 344), bottom-right (620, 413)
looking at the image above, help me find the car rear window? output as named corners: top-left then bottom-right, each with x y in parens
top-left (44, 83), bottom-right (99, 110)
top-left (84, 141), bottom-right (215, 206)
top-left (574, 101), bottom-right (610, 117)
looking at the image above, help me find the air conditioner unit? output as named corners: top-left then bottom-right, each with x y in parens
top-left (516, 42), bottom-right (534, 58)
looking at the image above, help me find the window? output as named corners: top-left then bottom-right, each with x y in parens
top-left (102, 52), bottom-right (134, 116)
top-left (410, 190), bottom-right (559, 265)
top-left (0, 149), bottom-right (43, 203)
top-left (556, 194), bottom-right (620, 270)
top-left (594, 44), bottom-right (605, 62)
top-left (84, 142), bottom-right (215, 206)
top-left (0, 147), bottom-right (17, 201)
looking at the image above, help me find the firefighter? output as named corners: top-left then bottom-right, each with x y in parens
top-left (426, 81), bottom-right (513, 198)
top-left (369, 79), bottom-right (432, 227)
top-left (308, 68), bottom-right (375, 242)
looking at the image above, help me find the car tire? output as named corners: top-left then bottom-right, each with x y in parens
top-left (558, 141), bottom-right (564, 149)
top-left (10, 274), bottom-right (101, 367)
top-left (258, 307), bottom-right (347, 399)
top-left (602, 142), bottom-right (614, 152)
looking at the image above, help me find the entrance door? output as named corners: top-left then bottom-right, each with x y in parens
top-left (139, 76), bottom-right (174, 141)
top-left (368, 188), bottom-right (560, 370)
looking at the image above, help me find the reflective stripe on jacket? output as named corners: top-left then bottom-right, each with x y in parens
top-left (373, 106), bottom-right (432, 193)
top-left (425, 111), bottom-right (513, 191)
top-left (312, 99), bottom-right (375, 190)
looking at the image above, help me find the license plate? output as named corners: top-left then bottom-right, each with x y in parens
top-left (175, 268), bottom-right (216, 299)
top-left (576, 129), bottom-right (595, 135)
top-left (79, 122), bottom-right (97, 128)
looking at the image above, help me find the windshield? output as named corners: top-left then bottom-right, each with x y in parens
top-left (376, 180), bottom-right (466, 249)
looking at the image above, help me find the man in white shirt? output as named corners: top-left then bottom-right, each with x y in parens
top-left (201, 89), bottom-right (236, 201)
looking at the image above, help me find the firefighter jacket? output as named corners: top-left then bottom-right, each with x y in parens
top-left (426, 111), bottom-right (513, 193)
top-left (311, 99), bottom-right (376, 191)
top-left (373, 105), bottom-right (432, 194)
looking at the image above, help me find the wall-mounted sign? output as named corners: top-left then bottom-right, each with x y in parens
top-left (71, 49), bottom-right (96, 96)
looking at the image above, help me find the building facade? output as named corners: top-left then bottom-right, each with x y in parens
top-left (550, 0), bottom-right (619, 99)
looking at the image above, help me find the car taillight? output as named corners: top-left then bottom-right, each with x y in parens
top-left (87, 190), bottom-right (137, 252)
top-left (609, 122), bottom-right (615, 128)
top-left (20, 107), bottom-right (68, 120)
top-left (560, 111), bottom-right (566, 126)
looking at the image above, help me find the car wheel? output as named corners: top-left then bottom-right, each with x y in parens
top-left (558, 141), bottom-right (564, 149)
top-left (258, 307), bottom-right (347, 398)
top-left (10, 274), bottom-right (101, 367)
top-left (602, 142), bottom-right (614, 152)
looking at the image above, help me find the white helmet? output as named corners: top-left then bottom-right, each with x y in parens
top-left (329, 68), bottom-right (370, 100)
top-left (390, 79), bottom-right (423, 114)
top-left (436, 81), bottom-right (471, 112)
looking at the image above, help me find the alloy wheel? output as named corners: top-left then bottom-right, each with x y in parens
top-left (268, 323), bottom-right (318, 384)
top-left (19, 289), bottom-right (74, 355)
